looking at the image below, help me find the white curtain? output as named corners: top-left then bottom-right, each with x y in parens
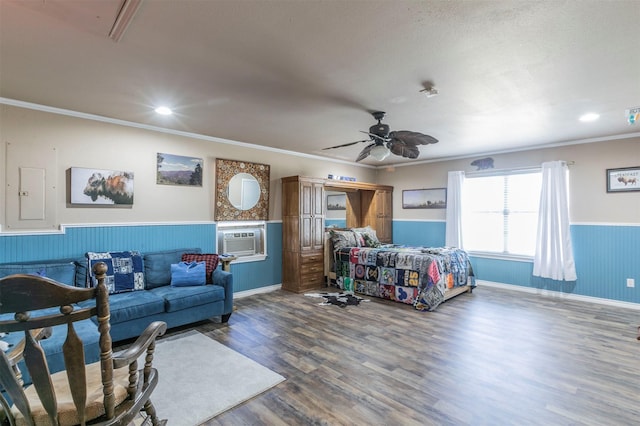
top-left (445, 171), bottom-right (465, 248)
top-left (533, 161), bottom-right (577, 281)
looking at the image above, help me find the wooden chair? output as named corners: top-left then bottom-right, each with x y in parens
top-left (0, 262), bottom-right (167, 425)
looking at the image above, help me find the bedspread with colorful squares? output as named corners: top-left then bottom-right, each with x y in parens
top-left (333, 246), bottom-right (475, 311)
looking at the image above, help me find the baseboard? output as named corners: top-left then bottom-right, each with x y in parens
top-left (234, 284), bottom-right (282, 299)
top-left (478, 280), bottom-right (640, 311)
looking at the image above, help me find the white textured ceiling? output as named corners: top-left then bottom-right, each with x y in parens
top-left (1, 0), bottom-right (639, 165)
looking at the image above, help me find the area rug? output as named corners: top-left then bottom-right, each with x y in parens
top-left (138, 330), bottom-right (285, 425)
top-left (305, 291), bottom-right (368, 307)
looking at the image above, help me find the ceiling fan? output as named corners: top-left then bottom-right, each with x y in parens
top-left (323, 111), bottom-right (438, 162)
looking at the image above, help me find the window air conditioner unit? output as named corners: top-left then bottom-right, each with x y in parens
top-left (222, 231), bottom-right (257, 256)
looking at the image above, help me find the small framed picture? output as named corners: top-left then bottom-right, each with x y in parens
top-left (402, 188), bottom-right (447, 209)
top-left (157, 152), bottom-right (203, 186)
top-left (327, 194), bottom-right (346, 210)
top-left (606, 167), bottom-right (640, 192)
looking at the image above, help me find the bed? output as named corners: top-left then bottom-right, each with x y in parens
top-left (326, 227), bottom-right (475, 311)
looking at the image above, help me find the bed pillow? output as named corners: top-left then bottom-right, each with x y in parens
top-left (181, 253), bottom-right (219, 284)
top-left (352, 226), bottom-right (382, 248)
top-left (86, 251), bottom-right (145, 294)
top-left (330, 229), bottom-right (358, 250)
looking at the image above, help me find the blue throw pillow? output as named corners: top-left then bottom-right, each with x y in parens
top-left (170, 261), bottom-right (206, 287)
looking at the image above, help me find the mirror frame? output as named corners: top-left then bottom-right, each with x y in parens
top-left (214, 158), bottom-right (270, 221)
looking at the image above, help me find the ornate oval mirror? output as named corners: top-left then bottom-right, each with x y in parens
top-left (215, 158), bottom-right (270, 221)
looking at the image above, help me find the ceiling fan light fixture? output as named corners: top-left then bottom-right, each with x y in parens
top-left (370, 144), bottom-right (391, 161)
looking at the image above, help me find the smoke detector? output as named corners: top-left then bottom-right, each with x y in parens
top-left (420, 86), bottom-right (439, 98)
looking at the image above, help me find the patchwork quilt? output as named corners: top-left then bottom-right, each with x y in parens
top-left (86, 251), bottom-right (145, 294)
top-left (334, 246), bottom-right (475, 311)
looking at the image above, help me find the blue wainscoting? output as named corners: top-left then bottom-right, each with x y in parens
top-left (392, 220), bottom-right (445, 247)
top-left (392, 220), bottom-right (640, 305)
top-left (325, 219), bottom-right (346, 228)
top-left (0, 222), bottom-right (283, 293)
top-left (3, 220), bottom-right (638, 303)
top-left (228, 222), bottom-right (283, 292)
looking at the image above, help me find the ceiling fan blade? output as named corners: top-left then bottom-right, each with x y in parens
top-left (389, 130), bottom-right (438, 145)
top-left (360, 130), bottom-right (388, 142)
top-left (388, 141), bottom-right (420, 159)
top-left (356, 143), bottom-right (376, 162)
top-left (323, 139), bottom-right (371, 150)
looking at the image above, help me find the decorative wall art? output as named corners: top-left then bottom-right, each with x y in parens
top-left (215, 158), bottom-right (270, 221)
top-left (70, 167), bottom-right (134, 205)
top-left (327, 194), bottom-right (347, 210)
top-left (157, 153), bottom-right (203, 186)
top-left (402, 188), bottom-right (447, 209)
top-left (607, 167), bottom-right (640, 192)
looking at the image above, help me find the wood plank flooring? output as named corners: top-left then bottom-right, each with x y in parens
top-left (166, 287), bottom-right (640, 425)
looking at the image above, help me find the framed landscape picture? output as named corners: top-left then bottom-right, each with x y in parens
top-left (157, 153), bottom-right (203, 186)
top-left (327, 194), bottom-right (347, 210)
top-left (402, 188), bottom-right (447, 209)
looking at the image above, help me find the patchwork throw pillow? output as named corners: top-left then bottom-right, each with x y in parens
top-left (86, 251), bottom-right (145, 294)
top-left (170, 261), bottom-right (206, 287)
top-left (181, 253), bottom-right (219, 284)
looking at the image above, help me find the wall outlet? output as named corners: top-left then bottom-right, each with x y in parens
top-left (627, 278), bottom-right (635, 288)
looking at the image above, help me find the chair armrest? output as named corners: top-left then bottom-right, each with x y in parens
top-left (112, 321), bottom-right (167, 369)
top-left (212, 268), bottom-right (233, 315)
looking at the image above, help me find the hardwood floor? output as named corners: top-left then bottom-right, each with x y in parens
top-left (172, 286), bottom-right (640, 425)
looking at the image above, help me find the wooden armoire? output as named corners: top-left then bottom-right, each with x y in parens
top-left (282, 175), bottom-right (393, 293)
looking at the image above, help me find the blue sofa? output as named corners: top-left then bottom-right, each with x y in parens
top-left (92, 247), bottom-right (233, 342)
top-left (0, 247), bottom-right (233, 382)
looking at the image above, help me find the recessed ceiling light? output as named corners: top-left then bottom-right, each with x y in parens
top-left (579, 113), bottom-right (599, 122)
top-left (155, 106), bottom-right (173, 115)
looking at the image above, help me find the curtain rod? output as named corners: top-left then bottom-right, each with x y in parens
top-left (467, 161), bottom-right (574, 177)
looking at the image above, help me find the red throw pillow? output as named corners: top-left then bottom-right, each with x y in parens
top-left (181, 253), bottom-right (220, 284)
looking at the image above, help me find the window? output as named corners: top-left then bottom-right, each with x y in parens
top-left (462, 170), bottom-right (541, 257)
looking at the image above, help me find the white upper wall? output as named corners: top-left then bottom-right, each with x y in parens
top-left (1, 104), bottom-right (638, 231)
top-left (0, 104), bottom-right (377, 231)
top-left (380, 137), bottom-right (640, 224)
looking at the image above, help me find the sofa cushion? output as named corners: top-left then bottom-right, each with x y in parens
top-left (109, 291), bottom-right (167, 324)
top-left (150, 284), bottom-right (225, 313)
top-left (0, 262), bottom-right (77, 286)
top-left (143, 248), bottom-right (201, 289)
top-left (87, 251), bottom-right (145, 294)
top-left (77, 291), bottom-right (165, 324)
